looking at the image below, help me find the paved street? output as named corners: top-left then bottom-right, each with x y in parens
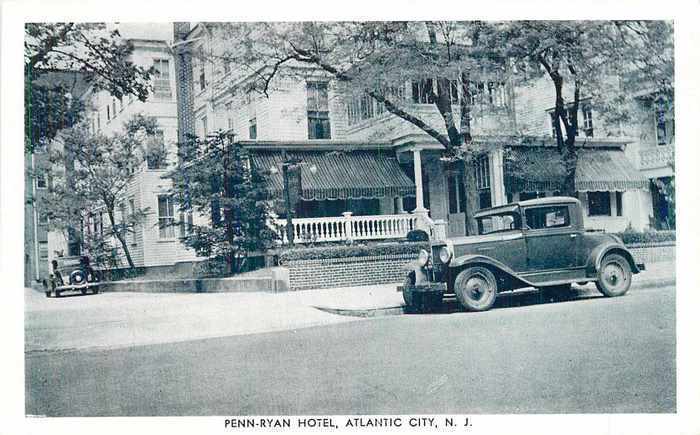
top-left (26, 284), bottom-right (675, 416)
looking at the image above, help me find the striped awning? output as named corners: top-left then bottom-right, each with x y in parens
top-left (505, 147), bottom-right (649, 193)
top-left (249, 149), bottom-right (416, 201)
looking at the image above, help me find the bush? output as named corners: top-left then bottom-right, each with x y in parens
top-left (615, 229), bottom-right (676, 245)
top-left (193, 258), bottom-right (229, 278)
top-left (279, 240), bottom-right (429, 263)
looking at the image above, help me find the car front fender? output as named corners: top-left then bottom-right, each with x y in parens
top-left (449, 254), bottom-right (533, 288)
top-left (587, 243), bottom-right (641, 274)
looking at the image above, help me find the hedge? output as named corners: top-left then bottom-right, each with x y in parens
top-left (615, 229), bottom-right (676, 245)
top-left (278, 240), bottom-right (429, 263)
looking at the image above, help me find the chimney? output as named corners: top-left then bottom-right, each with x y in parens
top-left (173, 22), bottom-right (195, 162)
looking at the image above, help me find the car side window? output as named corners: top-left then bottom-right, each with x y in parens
top-left (524, 206), bottom-right (570, 230)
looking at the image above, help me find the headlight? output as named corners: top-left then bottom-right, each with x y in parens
top-left (439, 246), bottom-right (452, 264)
top-left (417, 249), bottom-right (430, 267)
top-left (74, 273), bottom-right (83, 282)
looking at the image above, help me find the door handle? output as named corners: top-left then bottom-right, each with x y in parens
top-left (570, 234), bottom-right (578, 238)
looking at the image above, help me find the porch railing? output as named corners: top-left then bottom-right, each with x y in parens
top-left (639, 145), bottom-right (674, 171)
top-left (272, 212), bottom-right (447, 245)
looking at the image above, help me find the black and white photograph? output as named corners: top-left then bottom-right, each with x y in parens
top-left (2, 1), bottom-right (699, 434)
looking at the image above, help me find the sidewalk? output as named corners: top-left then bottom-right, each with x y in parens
top-left (25, 261), bottom-right (675, 353)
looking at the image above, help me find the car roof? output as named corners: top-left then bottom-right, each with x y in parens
top-left (473, 196), bottom-right (580, 218)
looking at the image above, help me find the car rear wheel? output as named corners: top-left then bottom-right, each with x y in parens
top-left (454, 266), bottom-right (498, 312)
top-left (596, 253), bottom-right (632, 297)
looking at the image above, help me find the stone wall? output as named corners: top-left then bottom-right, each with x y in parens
top-left (282, 253), bottom-right (417, 291)
top-left (628, 242), bottom-right (675, 265)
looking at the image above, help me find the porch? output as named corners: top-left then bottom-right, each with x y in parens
top-left (247, 142), bottom-right (448, 244)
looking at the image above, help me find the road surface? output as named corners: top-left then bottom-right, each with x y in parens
top-left (26, 285), bottom-right (675, 416)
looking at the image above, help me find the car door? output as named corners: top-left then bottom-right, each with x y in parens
top-left (522, 204), bottom-right (579, 272)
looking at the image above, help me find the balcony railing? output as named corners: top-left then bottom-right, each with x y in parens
top-left (272, 212), bottom-right (447, 245)
top-left (639, 145), bottom-right (674, 171)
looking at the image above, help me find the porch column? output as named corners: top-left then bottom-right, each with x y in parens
top-left (412, 148), bottom-right (427, 212)
top-left (489, 149), bottom-right (507, 206)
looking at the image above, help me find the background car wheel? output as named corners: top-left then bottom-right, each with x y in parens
top-left (454, 266), bottom-right (498, 312)
top-left (595, 253), bottom-right (632, 297)
top-left (402, 273), bottom-right (417, 312)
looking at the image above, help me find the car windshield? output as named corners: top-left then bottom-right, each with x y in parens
top-left (477, 212), bottom-right (521, 235)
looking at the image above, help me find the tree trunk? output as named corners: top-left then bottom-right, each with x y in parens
top-left (106, 207), bottom-right (135, 269)
top-left (459, 72), bottom-right (480, 235)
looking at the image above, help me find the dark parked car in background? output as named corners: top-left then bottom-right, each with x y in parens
top-left (400, 197), bottom-right (645, 312)
top-left (43, 256), bottom-right (101, 298)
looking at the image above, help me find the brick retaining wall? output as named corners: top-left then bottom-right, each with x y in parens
top-left (281, 243), bottom-right (675, 292)
top-left (283, 253), bottom-right (418, 291)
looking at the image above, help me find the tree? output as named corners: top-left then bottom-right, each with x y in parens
top-left (483, 20), bottom-right (674, 196)
top-left (24, 23), bottom-right (153, 152)
top-left (42, 114), bottom-right (158, 269)
top-left (169, 132), bottom-right (279, 275)
top-left (203, 21), bottom-right (510, 234)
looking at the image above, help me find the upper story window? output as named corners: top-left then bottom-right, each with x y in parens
top-left (106, 104), bottom-right (111, 121)
top-left (112, 99), bottom-right (117, 119)
top-left (200, 116), bottom-right (208, 138)
top-left (412, 78), bottom-right (435, 104)
top-left (346, 86), bottom-right (404, 126)
top-left (146, 130), bottom-right (167, 170)
top-left (36, 172), bottom-right (47, 189)
top-left (225, 102), bottom-right (233, 130)
top-left (97, 112), bottom-right (101, 130)
top-left (199, 63), bottom-right (207, 92)
top-left (549, 101), bottom-right (593, 138)
top-left (307, 82), bottom-right (331, 139)
top-left (118, 97), bottom-right (123, 112)
top-left (153, 59), bottom-right (172, 99)
top-left (655, 99), bottom-right (674, 146)
top-left (247, 93), bottom-right (257, 139)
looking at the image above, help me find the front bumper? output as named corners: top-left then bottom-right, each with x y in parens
top-left (397, 282), bottom-right (447, 294)
top-left (55, 282), bottom-right (100, 291)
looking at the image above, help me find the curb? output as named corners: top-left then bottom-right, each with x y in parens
top-left (313, 277), bottom-right (676, 318)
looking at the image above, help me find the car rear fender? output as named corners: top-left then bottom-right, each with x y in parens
top-left (449, 255), bottom-right (532, 289)
top-left (588, 243), bottom-right (641, 274)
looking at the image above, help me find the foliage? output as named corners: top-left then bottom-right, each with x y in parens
top-left (41, 114), bottom-right (158, 269)
top-left (481, 21), bottom-right (674, 195)
top-left (169, 132), bottom-right (279, 275)
top-left (25, 23), bottom-right (153, 152)
top-left (278, 240), bottom-right (429, 263)
top-left (616, 229), bottom-right (675, 246)
top-left (653, 171), bottom-right (675, 230)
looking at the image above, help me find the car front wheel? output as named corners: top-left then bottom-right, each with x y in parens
top-left (596, 253), bottom-right (632, 297)
top-left (454, 266), bottom-right (498, 312)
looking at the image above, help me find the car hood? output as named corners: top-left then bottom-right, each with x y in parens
top-left (442, 231), bottom-right (523, 247)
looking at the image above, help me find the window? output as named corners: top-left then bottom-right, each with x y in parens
top-left (411, 78), bottom-right (435, 104)
top-left (587, 191), bottom-right (611, 216)
top-left (247, 93), bottom-right (257, 139)
top-left (112, 99), bottom-right (117, 119)
top-left (36, 172), bottom-right (47, 189)
top-left (119, 97), bottom-right (123, 112)
top-left (307, 82), bottom-right (331, 139)
top-left (525, 206), bottom-right (571, 230)
top-left (118, 202), bottom-right (127, 237)
top-left (147, 130), bottom-right (167, 169)
top-left (615, 192), bottom-right (623, 217)
top-left (655, 99), bottom-right (674, 146)
top-left (581, 104), bottom-right (594, 137)
top-left (478, 213), bottom-right (521, 235)
top-left (179, 211), bottom-right (193, 238)
top-left (157, 195), bottom-right (175, 239)
top-left (225, 102), bottom-right (233, 130)
top-left (200, 116), bottom-right (208, 138)
top-left (153, 59), bottom-right (172, 98)
top-left (475, 155), bottom-right (491, 209)
top-left (106, 104), bottom-right (110, 121)
top-left (199, 64), bottom-right (206, 91)
top-left (39, 241), bottom-right (48, 260)
top-left (249, 118), bottom-right (257, 140)
top-left (97, 113), bottom-right (101, 130)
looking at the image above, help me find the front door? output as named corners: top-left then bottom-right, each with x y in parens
top-left (447, 172), bottom-right (468, 237)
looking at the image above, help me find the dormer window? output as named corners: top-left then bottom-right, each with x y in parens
top-left (655, 99), bottom-right (674, 146)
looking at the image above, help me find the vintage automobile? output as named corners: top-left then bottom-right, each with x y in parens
top-left (43, 256), bottom-right (101, 298)
top-left (399, 197), bottom-right (645, 312)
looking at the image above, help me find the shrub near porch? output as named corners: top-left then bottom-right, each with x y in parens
top-left (278, 241), bottom-right (428, 291)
